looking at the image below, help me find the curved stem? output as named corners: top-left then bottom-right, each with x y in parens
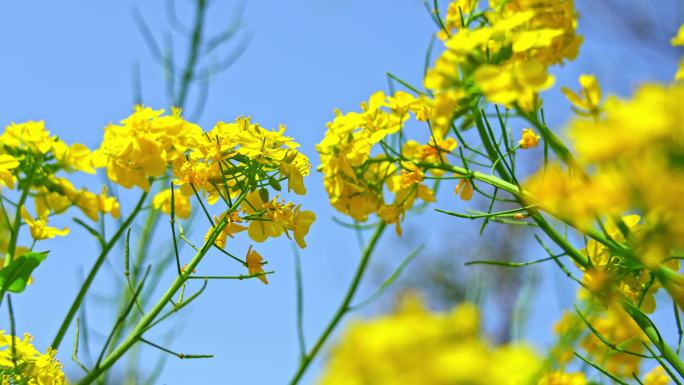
top-left (51, 191), bottom-right (149, 351)
top-left (288, 223), bottom-right (386, 385)
top-left (469, 111), bottom-right (684, 378)
top-left (625, 303), bottom-right (684, 378)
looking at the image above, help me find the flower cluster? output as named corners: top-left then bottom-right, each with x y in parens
top-left (0, 331), bottom-right (66, 385)
top-left (96, 107), bottom-right (316, 281)
top-left (553, 307), bottom-right (647, 377)
top-left (317, 297), bottom-right (544, 385)
top-left (427, 0), bottom-right (582, 111)
top-left (0, 121), bottom-right (120, 247)
top-left (317, 0), bottom-right (569, 234)
top-left (317, 91), bottom-right (436, 234)
top-left (526, 72), bottom-right (684, 273)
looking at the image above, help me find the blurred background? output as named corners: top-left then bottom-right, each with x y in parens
top-left (0, 0), bottom-right (682, 383)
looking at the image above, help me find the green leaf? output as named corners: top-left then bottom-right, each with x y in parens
top-left (0, 251), bottom-right (48, 293)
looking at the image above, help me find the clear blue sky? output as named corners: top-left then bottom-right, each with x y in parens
top-left (0, 1), bottom-right (681, 384)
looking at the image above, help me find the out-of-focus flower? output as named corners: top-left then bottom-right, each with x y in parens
top-left (153, 189), bottom-right (191, 219)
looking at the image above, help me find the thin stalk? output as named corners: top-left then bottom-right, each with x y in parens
top-left (51, 191), bottom-right (149, 351)
top-left (469, 106), bottom-right (684, 375)
top-left (75, 190), bottom-right (249, 385)
top-left (288, 223), bottom-right (386, 385)
top-left (292, 244), bottom-right (306, 361)
top-left (7, 163), bottom-right (36, 263)
top-left (174, 0), bottom-right (207, 109)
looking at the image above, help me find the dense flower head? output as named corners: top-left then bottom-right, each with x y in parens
top-left (95, 106), bottom-right (315, 259)
top-left (93, 106), bottom-right (203, 191)
top-left (172, 115), bottom-right (311, 205)
top-left (0, 119), bottom-right (121, 247)
top-left (553, 306), bottom-right (648, 378)
top-left (526, 82), bottom-right (684, 267)
top-left (317, 298), bottom-right (543, 385)
top-left (317, 91), bottom-right (438, 227)
top-left (0, 331), bottom-right (66, 385)
top-left (425, 0), bottom-right (582, 111)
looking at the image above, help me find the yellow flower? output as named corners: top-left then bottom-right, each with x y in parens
top-left (643, 366), bottom-right (671, 385)
top-left (0, 154), bottom-right (20, 189)
top-left (241, 192), bottom-right (315, 248)
top-left (403, 136), bottom-right (458, 174)
top-left (153, 189), bottom-right (191, 219)
top-left (580, 307), bottom-right (647, 376)
top-left (0, 331), bottom-right (66, 385)
top-left (20, 207), bottom-right (69, 240)
top-left (279, 152), bottom-right (310, 195)
top-left (61, 184), bottom-right (120, 222)
top-left (293, 209), bottom-right (316, 248)
top-left (671, 24), bottom-right (684, 47)
top-left (317, 298), bottom-right (542, 385)
top-left (318, 91), bottom-right (443, 224)
top-left (98, 187), bottom-right (121, 219)
top-left (538, 371), bottom-right (587, 385)
top-left (0, 121), bottom-right (56, 154)
top-left (676, 59), bottom-right (684, 81)
top-left (561, 74), bottom-right (602, 115)
top-left (475, 61), bottom-right (555, 111)
top-left (399, 162), bottom-right (425, 188)
top-left (205, 210), bottom-right (246, 249)
top-left (246, 248), bottom-right (268, 284)
top-left (519, 128), bottom-right (540, 149)
top-left (34, 189), bottom-right (71, 218)
top-left (455, 178), bottom-right (474, 201)
top-left (94, 105), bottom-right (203, 191)
top-left (524, 163), bottom-right (627, 227)
top-left (53, 142), bottom-right (96, 174)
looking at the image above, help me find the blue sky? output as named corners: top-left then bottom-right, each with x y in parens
top-left (0, 1), bottom-right (682, 384)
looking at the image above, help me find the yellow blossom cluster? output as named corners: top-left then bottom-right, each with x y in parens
top-left (0, 331), bottom-right (66, 385)
top-left (553, 307), bottom-right (648, 378)
top-left (526, 75), bottom-right (684, 268)
top-left (96, 107), bottom-right (315, 255)
top-left (426, 0), bottom-right (582, 111)
top-left (575, 216), bottom-right (679, 313)
top-left (318, 0), bottom-right (574, 234)
top-left (0, 106), bottom-right (314, 291)
top-left (317, 91), bottom-right (436, 234)
top-left (317, 298), bottom-right (544, 385)
top-left (0, 120), bottom-right (120, 247)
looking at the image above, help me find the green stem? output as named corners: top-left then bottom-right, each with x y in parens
top-left (50, 191), bottom-right (149, 351)
top-left (288, 223), bottom-right (386, 385)
top-left (624, 303), bottom-right (684, 378)
top-left (174, 0), bottom-right (207, 109)
top-left (7, 162), bottom-right (36, 264)
top-left (75, 191), bottom-right (248, 385)
top-left (471, 109), bottom-right (684, 377)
